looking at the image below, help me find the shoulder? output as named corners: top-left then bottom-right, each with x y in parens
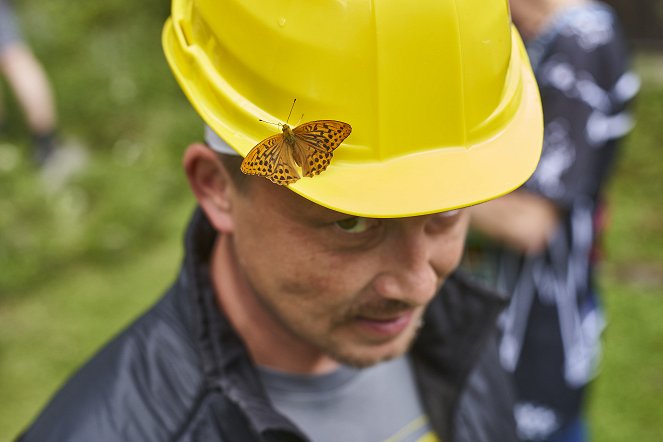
top-left (418, 271), bottom-right (509, 383)
top-left (19, 288), bottom-right (207, 442)
top-left (453, 329), bottom-right (519, 442)
top-left (430, 274), bottom-right (518, 441)
top-left (421, 273), bottom-right (518, 442)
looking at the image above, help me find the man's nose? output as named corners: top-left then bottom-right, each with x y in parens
top-left (372, 221), bottom-right (439, 305)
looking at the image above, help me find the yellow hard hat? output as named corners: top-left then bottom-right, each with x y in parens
top-left (163, 0), bottom-right (543, 218)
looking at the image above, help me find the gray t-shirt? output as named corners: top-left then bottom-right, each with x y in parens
top-left (258, 356), bottom-right (438, 442)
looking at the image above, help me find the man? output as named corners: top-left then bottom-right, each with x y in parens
top-left (19, 0), bottom-right (543, 441)
top-left (465, 0), bottom-right (638, 440)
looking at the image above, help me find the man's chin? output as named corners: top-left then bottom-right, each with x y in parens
top-left (330, 340), bottom-right (412, 368)
top-left (324, 316), bottom-right (422, 367)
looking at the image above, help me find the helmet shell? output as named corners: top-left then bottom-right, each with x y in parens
top-left (163, 0), bottom-right (542, 217)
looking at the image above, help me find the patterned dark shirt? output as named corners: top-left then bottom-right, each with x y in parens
top-left (463, 3), bottom-right (638, 440)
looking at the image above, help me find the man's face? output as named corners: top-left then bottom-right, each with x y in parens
top-left (227, 178), bottom-right (469, 369)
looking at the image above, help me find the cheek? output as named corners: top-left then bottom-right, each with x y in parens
top-left (281, 258), bottom-right (378, 336)
top-left (282, 250), bottom-right (368, 302)
top-left (237, 227), bottom-right (368, 309)
top-left (253, 251), bottom-right (373, 336)
top-left (446, 237), bottom-right (466, 270)
top-left (432, 221), bottom-right (469, 274)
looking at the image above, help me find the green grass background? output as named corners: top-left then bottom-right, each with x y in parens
top-left (1, 1), bottom-right (662, 440)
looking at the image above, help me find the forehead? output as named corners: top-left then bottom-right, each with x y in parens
top-left (241, 177), bottom-right (457, 226)
top-left (243, 177), bottom-right (348, 222)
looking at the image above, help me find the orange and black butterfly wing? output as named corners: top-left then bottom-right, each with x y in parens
top-left (292, 120), bottom-right (352, 177)
top-left (241, 134), bottom-right (301, 185)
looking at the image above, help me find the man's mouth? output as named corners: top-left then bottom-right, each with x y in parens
top-left (355, 311), bottom-right (415, 338)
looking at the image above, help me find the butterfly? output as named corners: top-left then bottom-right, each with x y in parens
top-left (240, 103), bottom-right (352, 186)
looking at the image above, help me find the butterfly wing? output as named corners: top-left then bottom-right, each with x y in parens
top-left (240, 134), bottom-right (301, 185)
top-left (292, 120), bottom-right (352, 177)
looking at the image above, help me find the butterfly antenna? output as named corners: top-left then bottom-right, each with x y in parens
top-left (286, 99), bottom-right (297, 124)
top-left (258, 118), bottom-right (282, 127)
top-left (296, 113), bottom-right (304, 126)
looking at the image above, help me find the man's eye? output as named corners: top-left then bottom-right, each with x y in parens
top-left (334, 217), bottom-right (372, 234)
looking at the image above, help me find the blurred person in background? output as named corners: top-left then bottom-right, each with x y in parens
top-left (17, 0), bottom-right (546, 440)
top-left (464, 0), bottom-right (639, 441)
top-left (0, 0), bottom-right (59, 165)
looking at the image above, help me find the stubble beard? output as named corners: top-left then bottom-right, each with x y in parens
top-left (324, 315), bottom-right (424, 369)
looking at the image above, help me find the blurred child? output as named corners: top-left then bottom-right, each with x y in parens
top-left (0, 0), bottom-right (59, 165)
top-left (464, 0), bottom-right (639, 440)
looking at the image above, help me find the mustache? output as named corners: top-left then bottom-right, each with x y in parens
top-left (350, 298), bottom-right (415, 318)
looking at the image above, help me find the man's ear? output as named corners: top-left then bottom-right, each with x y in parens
top-left (183, 143), bottom-right (236, 233)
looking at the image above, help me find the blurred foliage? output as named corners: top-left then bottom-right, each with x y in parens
top-left (586, 54), bottom-right (663, 441)
top-left (602, 53), bottom-right (663, 274)
top-left (589, 282), bottom-right (663, 441)
top-left (0, 0), bottom-right (199, 295)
